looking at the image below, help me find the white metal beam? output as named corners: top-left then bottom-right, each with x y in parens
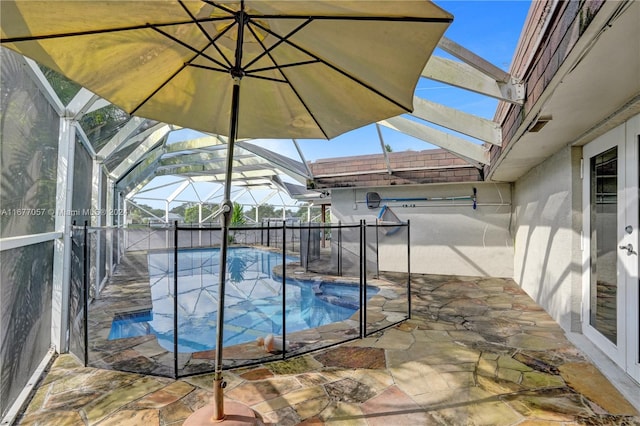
top-left (21, 57), bottom-right (64, 114)
top-left (84, 98), bottom-right (110, 115)
top-left (105, 178), bottom-right (115, 275)
top-left (231, 188), bottom-right (248, 203)
top-left (423, 56), bottom-right (525, 104)
top-left (375, 124), bottom-right (393, 174)
top-left (116, 145), bottom-right (164, 193)
top-left (437, 37), bottom-right (510, 82)
top-left (122, 124), bottom-right (174, 153)
top-left (165, 135), bottom-right (226, 153)
top-left (66, 88), bottom-right (102, 120)
top-left (258, 190), bottom-right (278, 206)
top-left (189, 180), bottom-right (203, 203)
top-left (96, 117), bottom-right (153, 160)
top-left (132, 178), bottom-right (184, 195)
top-left (166, 179), bottom-right (191, 203)
top-left (411, 96), bottom-right (502, 145)
top-left (293, 139), bottom-right (314, 178)
top-left (90, 159), bottom-right (104, 292)
top-left (378, 116), bottom-right (489, 166)
top-left (155, 162), bottom-right (278, 178)
top-left (109, 127), bottom-right (167, 179)
top-left (159, 151), bottom-right (255, 168)
top-left (236, 141), bottom-right (310, 183)
top-left (204, 186), bottom-right (224, 203)
top-left (127, 199), bottom-right (165, 222)
top-left (0, 232), bottom-right (63, 251)
top-left (125, 174), bottom-right (157, 200)
top-left (51, 117), bottom-right (76, 352)
top-left (73, 122), bottom-right (98, 158)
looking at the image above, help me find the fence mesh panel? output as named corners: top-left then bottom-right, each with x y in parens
top-left (72, 221), bottom-right (409, 377)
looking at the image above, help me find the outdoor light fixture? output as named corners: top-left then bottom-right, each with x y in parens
top-left (528, 115), bottom-right (552, 132)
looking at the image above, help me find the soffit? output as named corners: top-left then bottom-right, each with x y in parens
top-left (490, 1), bottom-right (640, 182)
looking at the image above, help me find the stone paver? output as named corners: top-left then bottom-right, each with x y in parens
top-left (558, 362), bottom-right (639, 415)
top-left (14, 273), bottom-right (640, 425)
top-left (361, 386), bottom-right (436, 425)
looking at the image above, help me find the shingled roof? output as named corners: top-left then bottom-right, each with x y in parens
top-left (308, 148), bottom-right (482, 189)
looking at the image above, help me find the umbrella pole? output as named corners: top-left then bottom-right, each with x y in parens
top-left (185, 80), bottom-right (256, 426)
top-left (214, 10), bottom-right (248, 421)
top-left (186, 79), bottom-right (255, 425)
top-left (212, 78), bottom-right (240, 421)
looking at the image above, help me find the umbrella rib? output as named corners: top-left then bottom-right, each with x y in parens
top-left (242, 18), bottom-right (313, 72)
top-left (244, 60), bottom-right (320, 82)
top-left (201, 0), bottom-right (242, 17)
top-left (150, 26), bottom-right (231, 72)
top-left (134, 14), bottom-right (243, 116)
top-left (261, 20), bottom-right (415, 114)
top-left (250, 59), bottom-right (319, 73)
top-left (283, 76), bottom-right (330, 140)
top-left (243, 18), bottom-right (329, 137)
top-left (247, 18), bottom-right (414, 113)
top-left (189, 63), bottom-right (235, 74)
top-left (130, 62), bottom-right (190, 115)
top-left (0, 17), bottom-right (231, 43)
top-left (177, 0), bottom-right (234, 69)
top-left (245, 14), bottom-right (452, 24)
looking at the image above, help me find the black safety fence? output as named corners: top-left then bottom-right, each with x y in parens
top-left (70, 220), bottom-right (410, 378)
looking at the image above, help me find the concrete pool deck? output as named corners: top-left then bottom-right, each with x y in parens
top-left (16, 270), bottom-right (640, 425)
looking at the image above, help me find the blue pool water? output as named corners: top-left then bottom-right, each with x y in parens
top-left (108, 247), bottom-right (378, 352)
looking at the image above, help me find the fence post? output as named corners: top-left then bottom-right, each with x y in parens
top-left (83, 221), bottom-right (89, 367)
top-left (375, 219), bottom-right (380, 278)
top-left (362, 220), bottom-right (367, 336)
top-left (304, 224), bottom-right (311, 272)
top-left (282, 222), bottom-right (287, 360)
top-left (173, 221), bottom-right (179, 378)
top-left (338, 222), bottom-right (342, 276)
top-left (407, 220), bottom-right (411, 319)
top-left (359, 220), bottom-right (364, 338)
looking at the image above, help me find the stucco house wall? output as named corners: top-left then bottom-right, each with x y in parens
top-left (330, 182), bottom-right (513, 278)
top-left (512, 145), bottom-right (583, 332)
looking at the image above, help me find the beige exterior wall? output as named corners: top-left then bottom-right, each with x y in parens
top-left (330, 182), bottom-right (513, 277)
top-left (512, 145), bottom-right (583, 332)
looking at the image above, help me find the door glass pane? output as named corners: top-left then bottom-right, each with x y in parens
top-left (589, 146), bottom-right (617, 344)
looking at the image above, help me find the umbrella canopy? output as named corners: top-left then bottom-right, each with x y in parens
top-left (1, 1), bottom-right (451, 140)
top-left (1, 1), bottom-right (451, 421)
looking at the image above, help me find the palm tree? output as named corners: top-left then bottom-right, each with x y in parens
top-left (227, 203), bottom-right (246, 244)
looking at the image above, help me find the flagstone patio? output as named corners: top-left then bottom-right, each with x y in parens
top-left (16, 273), bottom-right (640, 425)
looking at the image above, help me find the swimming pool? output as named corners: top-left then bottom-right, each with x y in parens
top-left (108, 247), bottom-right (378, 352)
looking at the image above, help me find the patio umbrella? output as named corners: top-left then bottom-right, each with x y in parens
top-left (1, 1), bottom-right (452, 421)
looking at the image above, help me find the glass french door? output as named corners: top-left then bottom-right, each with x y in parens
top-left (583, 117), bottom-right (639, 382)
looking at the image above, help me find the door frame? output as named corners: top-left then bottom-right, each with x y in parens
top-left (623, 116), bottom-right (639, 381)
top-left (582, 115), bottom-right (640, 381)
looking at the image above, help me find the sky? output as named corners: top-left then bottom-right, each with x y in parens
top-left (138, 1), bottom-right (532, 210)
